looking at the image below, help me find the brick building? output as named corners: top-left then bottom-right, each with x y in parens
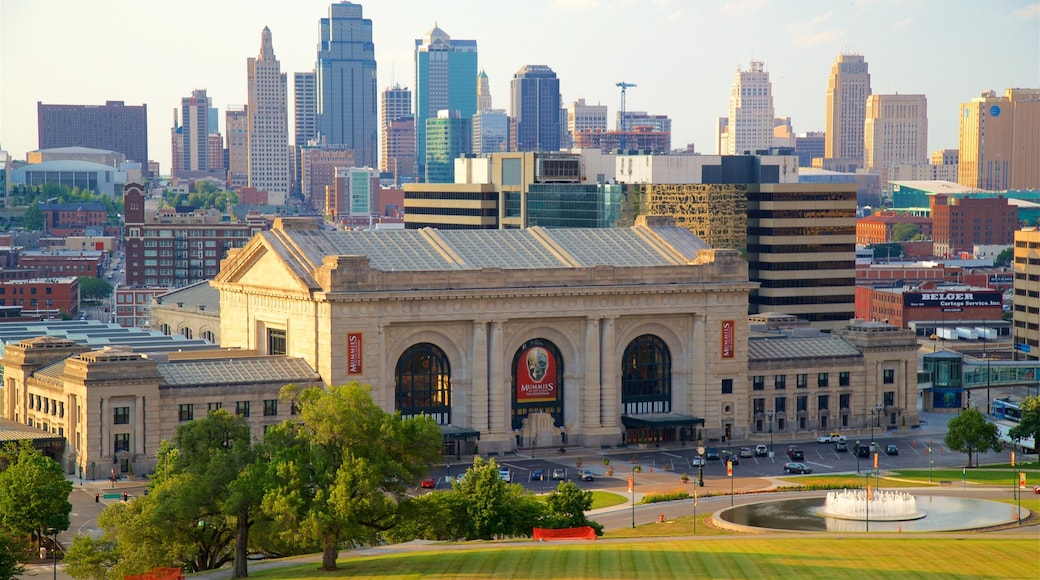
top-left (16, 250), bottom-right (104, 278)
top-left (0, 277), bottom-right (80, 317)
top-left (855, 283), bottom-right (1002, 329)
top-left (38, 203), bottom-right (108, 236)
top-left (855, 213), bottom-right (932, 245)
top-left (114, 287), bottom-right (169, 329)
top-left (931, 194), bottom-right (1017, 257)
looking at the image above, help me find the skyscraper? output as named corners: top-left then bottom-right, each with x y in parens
top-left (381, 84), bottom-right (412, 175)
top-left (825, 54), bottom-right (871, 170)
top-left (172, 89), bottom-right (220, 180)
top-left (864, 94), bottom-right (928, 172)
top-left (719, 61), bottom-right (774, 155)
top-left (477, 70), bottom-right (493, 111)
top-left (567, 98), bottom-right (608, 137)
top-left (425, 110), bottom-right (471, 183)
top-left (415, 25), bottom-right (478, 180)
top-left (37, 101), bottom-right (149, 174)
top-left (293, 71), bottom-right (317, 194)
top-left (247, 27), bottom-right (290, 204)
top-left (510, 65), bottom-right (561, 153)
top-left (958, 88), bottom-right (1040, 190)
top-left (472, 109), bottom-right (508, 155)
top-left (316, 2), bottom-right (378, 168)
top-left (225, 106), bottom-right (248, 190)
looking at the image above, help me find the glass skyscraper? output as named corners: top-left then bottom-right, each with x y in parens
top-left (316, 2), bottom-right (378, 168)
top-left (510, 65), bottom-right (561, 153)
top-left (414, 25), bottom-right (478, 181)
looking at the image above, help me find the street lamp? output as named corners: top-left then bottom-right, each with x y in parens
top-left (856, 440), bottom-right (861, 473)
top-left (696, 446), bottom-right (705, 487)
top-left (870, 403), bottom-right (883, 450)
top-left (765, 409), bottom-right (775, 457)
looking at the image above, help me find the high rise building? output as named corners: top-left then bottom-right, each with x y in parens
top-left (381, 84), bottom-right (412, 175)
top-left (472, 109), bottom-right (509, 155)
top-left (477, 70), bottom-right (493, 111)
top-left (172, 89), bottom-right (223, 181)
top-left (299, 145), bottom-right (354, 211)
top-left (425, 110), bottom-right (472, 183)
top-left (246, 27), bottom-right (290, 204)
top-left (958, 88), bottom-right (1040, 191)
top-left (864, 94), bottom-right (928, 172)
top-left (1013, 228), bottom-right (1040, 360)
top-left (385, 117), bottom-right (416, 186)
top-left (316, 2), bottom-right (378, 168)
top-left (567, 98), bottom-right (608, 138)
top-left (825, 54), bottom-right (871, 170)
top-left (225, 106), bottom-right (249, 190)
top-left (414, 25), bottom-right (478, 180)
top-left (37, 101), bottom-right (149, 174)
top-left (327, 166), bottom-right (379, 221)
top-left (719, 61), bottom-right (775, 155)
top-left (294, 72), bottom-right (318, 148)
top-left (510, 65), bottom-right (561, 153)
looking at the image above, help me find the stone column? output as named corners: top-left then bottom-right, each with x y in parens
top-left (601, 317), bottom-right (618, 428)
top-left (583, 318), bottom-right (601, 429)
top-left (488, 321), bottom-right (505, 434)
top-left (692, 313), bottom-right (708, 427)
top-left (99, 397), bottom-right (107, 459)
top-left (135, 395), bottom-right (145, 458)
top-left (470, 321), bottom-right (489, 433)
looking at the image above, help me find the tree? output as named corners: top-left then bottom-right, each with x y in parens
top-left (261, 383), bottom-right (441, 570)
top-left (993, 247), bottom-right (1014, 267)
top-left (78, 277), bottom-right (114, 303)
top-left (944, 408), bottom-right (1002, 467)
top-left (0, 532), bottom-right (27, 580)
top-left (447, 457), bottom-right (544, 540)
top-left (62, 536), bottom-right (119, 580)
top-left (1009, 396), bottom-right (1040, 451)
top-left (542, 481), bottom-right (604, 536)
top-left (0, 442), bottom-right (73, 550)
top-left (21, 203), bottom-right (44, 231)
top-left (891, 222), bottom-right (920, 242)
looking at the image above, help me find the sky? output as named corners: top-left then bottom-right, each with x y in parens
top-left (2, 0), bottom-right (1038, 171)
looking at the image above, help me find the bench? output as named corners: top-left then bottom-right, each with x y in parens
top-left (938, 480), bottom-right (952, 487)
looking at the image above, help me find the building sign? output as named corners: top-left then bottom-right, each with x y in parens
top-left (988, 274), bottom-right (1013, 286)
top-left (721, 320), bottom-right (735, 359)
top-left (346, 332), bottom-right (363, 375)
top-left (516, 345), bottom-right (557, 403)
top-left (903, 291), bottom-right (1002, 309)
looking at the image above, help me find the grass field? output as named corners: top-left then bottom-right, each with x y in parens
top-left (242, 537), bottom-right (1039, 579)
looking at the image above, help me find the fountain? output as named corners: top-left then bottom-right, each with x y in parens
top-left (818, 489), bottom-right (926, 521)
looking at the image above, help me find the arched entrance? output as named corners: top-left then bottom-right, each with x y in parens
top-left (511, 339), bottom-right (564, 448)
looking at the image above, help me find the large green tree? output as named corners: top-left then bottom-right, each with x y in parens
top-left (944, 408), bottom-right (1002, 467)
top-left (262, 383), bottom-right (441, 570)
top-left (78, 277), bottom-right (114, 302)
top-left (21, 203), bottom-right (44, 231)
top-left (447, 457), bottom-right (544, 541)
top-left (993, 247), bottom-right (1014, 267)
top-left (891, 222), bottom-right (920, 242)
top-left (542, 480), bottom-right (604, 535)
top-left (0, 532), bottom-right (27, 580)
top-left (0, 442), bottom-right (73, 550)
top-left (1009, 396), bottom-right (1040, 451)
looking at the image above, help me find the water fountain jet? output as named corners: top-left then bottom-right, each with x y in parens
top-left (818, 489), bottom-right (925, 521)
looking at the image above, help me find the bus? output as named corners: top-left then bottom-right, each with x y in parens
top-left (992, 399), bottom-right (1022, 422)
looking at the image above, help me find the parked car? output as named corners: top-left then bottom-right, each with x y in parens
top-left (498, 468), bottom-right (512, 483)
top-left (530, 469), bottom-right (544, 482)
top-left (754, 444), bottom-right (769, 457)
top-left (578, 469), bottom-right (595, 481)
top-left (692, 456), bottom-right (705, 467)
top-left (705, 447), bottom-right (721, 460)
top-left (420, 477), bottom-right (436, 489)
top-left (885, 444), bottom-right (900, 456)
top-left (786, 445), bottom-right (804, 460)
top-left (739, 447), bottom-right (753, 458)
top-left (1033, 485), bottom-right (1040, 494)
top-left (783, 462), bottom-right (812, 474)
top-left (720, 450), bottom-right (740, 465)
top-left (855, 445), bottom-right (871, 458)
top-left (552, 468), bottom-right (566, 480)
top-left (835, 441), bottom-right (849, 452)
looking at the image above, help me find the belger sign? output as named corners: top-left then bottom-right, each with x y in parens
top-left (903, 291), bottom-right (1002, 308)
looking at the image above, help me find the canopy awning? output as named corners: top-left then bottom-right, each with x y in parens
top-left (621, 413), bottom-right (705, 429)
top-left (439, 424), bottom-right (480, 441)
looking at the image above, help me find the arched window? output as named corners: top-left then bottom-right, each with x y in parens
top-left (510, 338), bottom-right (564, 430)
top-left (395, 343), bottom-right (451, 425)
top-left (621, 334), bottom-right (671, 414)
top-left (159, 323), bottom-right (171, 335)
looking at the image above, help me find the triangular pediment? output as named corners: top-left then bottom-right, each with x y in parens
top-left (212, 231), bottom-right (318, 295)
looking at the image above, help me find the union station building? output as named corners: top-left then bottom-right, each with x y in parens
top-left (2, 215), bottom-right (920, 476)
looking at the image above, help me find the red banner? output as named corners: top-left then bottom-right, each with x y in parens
top-left (347, 333), bottom-right (363, 375)
top-left (516, 345), bottom-right (556, 403)
top-left (721, 320), bottom-right (735, 358)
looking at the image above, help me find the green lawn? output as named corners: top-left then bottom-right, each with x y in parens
top-left (588, 491), bottom-right (627, 510)
top-left (242, 537), bottom-right (1039, 579)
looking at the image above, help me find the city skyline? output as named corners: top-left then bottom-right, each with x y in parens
top-left (2, 0), bottom-right (1038, 173)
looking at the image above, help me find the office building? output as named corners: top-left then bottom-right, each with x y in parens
top-left (294, 71), bottom-right (318, 194)
top-left (930, 194), bottom-right (1018, 257)
top-left (510, 65), bottom-right (561, 153)
top-left (326, 166), bottom-right (378, 222)
top-left (316, 2), bottom-right (378, 168)
top-left (299, 145), bottom-right (354, 211)
top-left (114, 286), bottom-right (170, 329)
top-left (794, 132), bottom-right (825, 167)
top-left (959, 88), bottom-right (1040, 191)
top-left (825, 54), bottom-right (871, 171)
top-left (864, 94), bottom-right (928, 175)
top-left (1013, 228), bottom-right (1040, 360)
top-left (414, 25), bottom-right (478, 179)
top-left (567, 98), bottom-right (608, 142)
top-left (225, 106), bottom-right (249, 191)
top-left (477, 70), bottom-right (493, 111)
top-left (425, 110), bottom-right (471, 184)
top-left (472, 109), bottom-right (508, 155)
top-left (381, 84), bottom-right (413, 177)
top-left (247, 27), bottom-right (290, 204)
top-left (37, 101), bottom-right (149, 175)
top-left (172, 89), bottom-right (224, 182)
top-left (719, 61), bottom-right (775, 155)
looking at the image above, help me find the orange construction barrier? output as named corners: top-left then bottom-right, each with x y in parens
top-left (659, 513), bottom-right (665, 523)
top-left (532, 526), bottom-right (597, 540)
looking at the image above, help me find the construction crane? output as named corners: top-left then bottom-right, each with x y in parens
top-left (616, 81), bottom-right (637, 151)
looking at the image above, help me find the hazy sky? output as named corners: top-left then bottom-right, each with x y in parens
top-left (2, 0), bottom-right (1038, 170)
